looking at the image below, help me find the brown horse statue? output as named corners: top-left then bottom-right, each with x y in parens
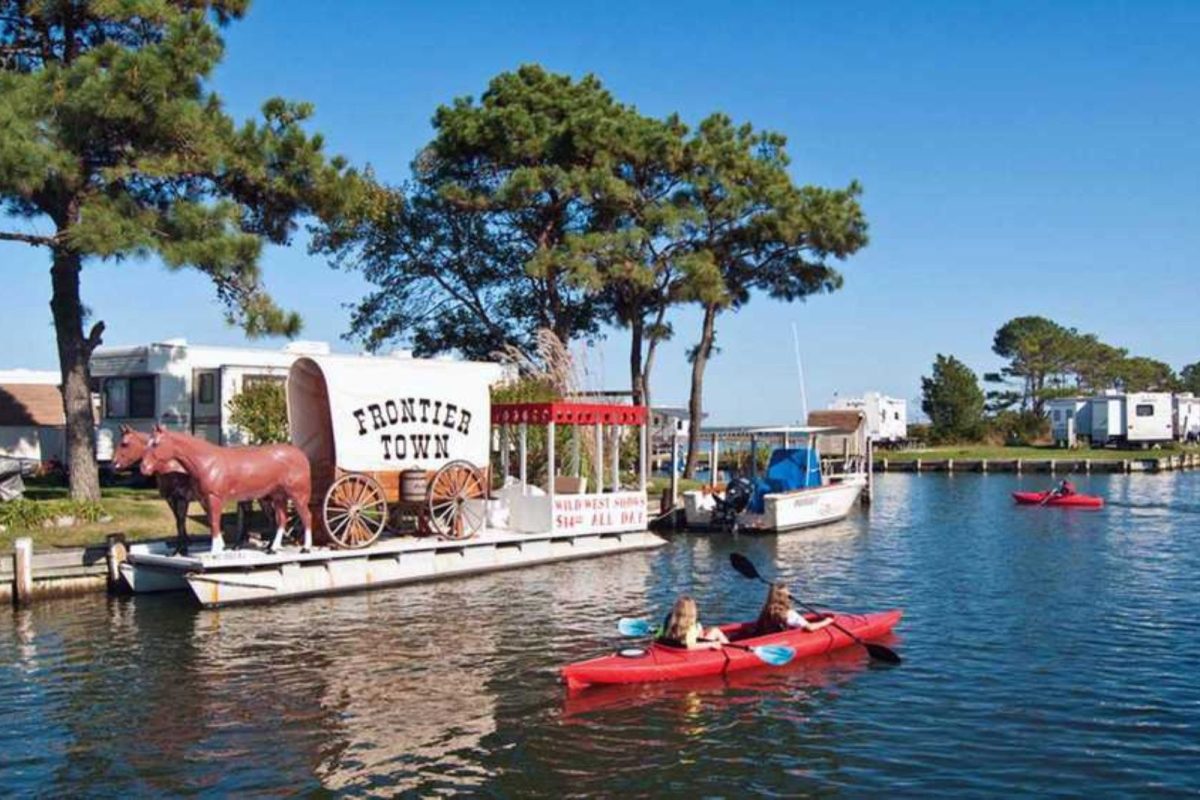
top-left (141, 426), bottom-right (313, 555)
top-left (111, 426), bottom-right (272, 556)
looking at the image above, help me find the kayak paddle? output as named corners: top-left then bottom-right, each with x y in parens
top-left (728, 553), bottom-right (903, 666)
top-left (616, 617), bottom-right (797, 666)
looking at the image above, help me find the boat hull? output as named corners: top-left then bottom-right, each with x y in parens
top-left (1012, 491), bottom-right (1104, 508)
top-left (683, 481), bottom-right (863, 532)
top-left (562, 609), bottom-right (902, 691)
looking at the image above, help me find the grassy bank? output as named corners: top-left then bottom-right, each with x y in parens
top-left (1, 479), bottom-right (270, 552)
top-left (876, 444), bottom-right (1199, 463)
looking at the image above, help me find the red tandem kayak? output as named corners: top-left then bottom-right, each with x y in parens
top-left (562, 609), bottom-right (902, 691)
top-left (1012, 491), bottom-right (1104, 508)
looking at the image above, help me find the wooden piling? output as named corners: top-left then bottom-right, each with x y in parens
top-left (13, 537), bottom-right (32, 607)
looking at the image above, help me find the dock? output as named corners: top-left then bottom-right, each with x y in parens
top-left (872, 453), bottom-right (1200, 474)
top-left (124, 527), bottom-right (666, 607)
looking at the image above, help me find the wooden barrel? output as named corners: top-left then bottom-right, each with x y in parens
top-left (400, 469), bottom-right (428, 503)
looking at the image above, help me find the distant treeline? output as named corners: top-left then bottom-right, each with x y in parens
top-left (920, 316), bottom-right (1200, 444)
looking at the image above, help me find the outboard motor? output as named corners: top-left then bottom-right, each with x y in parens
top-left (712, 476), bottom-right (754, 530)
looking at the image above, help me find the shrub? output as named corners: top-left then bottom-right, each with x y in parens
top-left (227, 381), bottom-right (290, 445)
top-left (0, 499), bottom-right (106, 530)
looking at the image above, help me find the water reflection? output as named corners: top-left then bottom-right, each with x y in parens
top-left (1, 474), bottom-right (1198, 796)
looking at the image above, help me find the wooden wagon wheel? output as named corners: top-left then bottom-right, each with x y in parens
top-left (323, 473), bottom-right (388, 549)
top-left (427, 460), bottom-right (486, 540)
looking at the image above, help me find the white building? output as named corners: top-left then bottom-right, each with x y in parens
top-left (831, 392), bottom-right (907, 445)
top-left (1175, 394), bottom-right (1200, 443)
top-left (0, 373), bottom-right (66, 462)
top-left (90, 338), bottom-right (333, 460)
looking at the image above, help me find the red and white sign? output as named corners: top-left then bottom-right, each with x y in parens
top-left (552, 491), bottom-right (647, 534)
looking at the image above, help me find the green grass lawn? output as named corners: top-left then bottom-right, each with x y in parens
top-left (1, 478), bottom-right (274, 552)
top-left (877, 444), bottom-right (1198, 462)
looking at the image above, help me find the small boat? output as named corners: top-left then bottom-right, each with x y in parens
top-left (683, 426), bottom-right (866, 533)
top-left (561, 609), bottom-right (902, 691)
top-left (1012, 491), bottom-right (1104, 508)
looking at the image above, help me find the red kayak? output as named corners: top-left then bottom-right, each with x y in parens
top-left (1012, 491), bottom-right (1104, 508)
top-left (562, 609), bottom-right (902, 691)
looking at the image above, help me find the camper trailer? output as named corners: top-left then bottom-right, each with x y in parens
top-left (1088, 394), bottom-right (1124, 446)
top-left (1123, 392), bottom-right (1174, 445)
top-left (90, 338), bottom-right (331, 462)
top-left (1046, 398), bottom-right (1091, 447)
top-left (1174, 393), bottom-right (1200, 443)
top-left (832, 392), bottom-right (907, 445)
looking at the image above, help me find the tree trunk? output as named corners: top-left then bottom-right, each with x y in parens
top-left (642, 336), bottom-right (659, 413)
top-left (50, 246), bottom-right (102, 501)
top-left (629, 317), bottom-right (645, 407)
top-left (683, 304), bottom-right (718, 479)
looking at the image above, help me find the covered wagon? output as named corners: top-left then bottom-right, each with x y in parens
top-left (288, 355), bottom-right (504, 548)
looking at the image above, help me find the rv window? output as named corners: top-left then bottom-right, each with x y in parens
top-left (197, 373), bottom-right (216, 404)
top-left (103, 379), bottom-right (128, 418)
top-left (129, 377), bottom-right (156, 418)
top-left (103, 376), bottom-right (155, 418)
top-left (1135, 404), bottom-right (1155, 418)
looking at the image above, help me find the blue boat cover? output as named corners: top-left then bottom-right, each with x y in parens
top-left (748, 448), bottom-right (822, 513)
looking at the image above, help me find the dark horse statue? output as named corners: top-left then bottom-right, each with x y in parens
top-left (111, 426), bottom-right (272, 556)
top-left (141, 426), bottom-right (314, 555)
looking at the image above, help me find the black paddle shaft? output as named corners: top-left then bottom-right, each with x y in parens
top-left (728, 552), bottom-right (902, 665)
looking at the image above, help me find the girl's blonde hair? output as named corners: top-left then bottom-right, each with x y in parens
top-left (662, 595), bottom-right (699, 644)
top-left (755, 583), bottom-right (792, 635)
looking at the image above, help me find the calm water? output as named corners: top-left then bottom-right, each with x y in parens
top-left (2, 472), bottom-right (1199, 797)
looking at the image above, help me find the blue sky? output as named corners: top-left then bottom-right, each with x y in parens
top-left (3, 1), bottom-right (1197, 423)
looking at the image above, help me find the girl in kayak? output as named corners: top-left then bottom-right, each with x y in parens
top-left (753, 584), bottom-right (835, 636)
top-left (658, 595), bottom-right (729, 649)
top-left (1056, 479), bottom-right (1077, 496)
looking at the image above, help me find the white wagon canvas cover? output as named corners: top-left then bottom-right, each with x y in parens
top-left (288, 356), bottom-right (498, 488)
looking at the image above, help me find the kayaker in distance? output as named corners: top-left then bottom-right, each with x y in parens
top-left (657, 596), bottom-right (730, 649)
top-left (1055, 479), bottom-right (1077, 497)
top-left (754, 584), bottom-right (836, 637)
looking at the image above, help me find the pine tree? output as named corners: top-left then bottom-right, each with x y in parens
top-left (1, 2), bottom-right (369, 499)
top-left (921, 354), bottom-right (985, 443)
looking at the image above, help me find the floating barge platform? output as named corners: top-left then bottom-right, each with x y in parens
top-left (122, 528), bottom-right (665, 607)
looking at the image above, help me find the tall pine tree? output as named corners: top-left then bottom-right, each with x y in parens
top-left (0, 2), bottom-right (369, 499)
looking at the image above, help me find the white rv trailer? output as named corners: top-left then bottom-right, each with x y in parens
top-left (1088, 394), bottom-right (1124, 446)
top-left (1046, 397), bottom-right (1091, 447)
top-left (90, 338), bottom-right (332, 461)
top-left (832, 392), bottom-right (907, 445)
top-left (1173, 393), bottom-right (1200, 443)
top-left (1123, 392), bottom-right (1174, 444)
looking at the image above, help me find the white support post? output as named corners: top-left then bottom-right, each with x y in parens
top-left (611, 424), bottom-right (620, 491)
top-left (783, 430), bottom-right (790, 449)
top-left (669, 427), bottom-right (679, 508)
top-left (572, 427), bottom-right (582, 478)
top-left (519, 423), bottom-right (528, 492)
top-left (595, 422), bottom-right (604, 494)
top-left (500, 424), bottom-right (510, 483)
top-left (639, 421), bottom-right (648, 491)
top-left (710, 433), bottom-right (720, 488)
top-left (547, 419), bottom-right (556, 525)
